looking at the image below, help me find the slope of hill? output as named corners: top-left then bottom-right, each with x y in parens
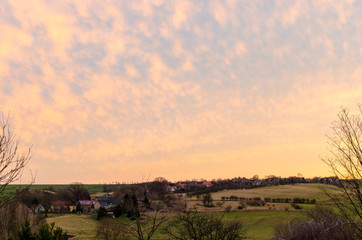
top-left (210, 183), bottom-right (336, 202)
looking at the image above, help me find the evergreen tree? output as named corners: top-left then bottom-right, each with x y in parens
top-left (17, 221), bottom-right (68, 240)
top-left (76, 202), bottom-right (82, 213)
top-left (131, 194), bottom-right (140, 217)
top-left (37, 222), bottom-right (68, 240)
top-left (143, 190), bottom-right (151, 209)
top-left (113, 204), bottom-right (123, 218)
top-left (18, 221), bottom-right (36, 240)
top-left (97, 206), bottom-right (107, 220)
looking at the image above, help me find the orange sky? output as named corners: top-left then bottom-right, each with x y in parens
top-left (0, 0), bottom-right (361, 183)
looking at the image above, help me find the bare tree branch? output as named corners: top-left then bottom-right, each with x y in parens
top-left (322, 105), bottom-right (362, 237)
top-left (0, 113), bottom-right (34, 207)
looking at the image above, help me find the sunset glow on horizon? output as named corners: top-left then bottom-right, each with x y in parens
top-left (1, 0), bottom-right (361, 184)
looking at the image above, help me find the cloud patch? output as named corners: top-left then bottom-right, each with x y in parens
top-left (0, 0), bottom-right (360, 183)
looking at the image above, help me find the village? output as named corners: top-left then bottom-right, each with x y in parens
top-left (43, 175), bottom-right (338, 216)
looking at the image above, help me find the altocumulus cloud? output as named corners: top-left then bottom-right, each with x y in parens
top-left (0, 0), bottom-right (361, 183)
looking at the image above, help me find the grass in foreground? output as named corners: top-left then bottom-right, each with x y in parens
top-left (46, 214), bottom-right (97, 239)
top-left (222, 211), bottom-right (306, 240)
top-left (47, 210), bottom-right (306, 240)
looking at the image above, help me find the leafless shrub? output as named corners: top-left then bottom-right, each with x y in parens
top-left (96, 218), bottom-right (131, 240)
top-left (163, 210), bottom-right (247, 240)
top-left (272, 205), bottom-right (357, 240)
top-left (123, 202), bottom-right (168, 240)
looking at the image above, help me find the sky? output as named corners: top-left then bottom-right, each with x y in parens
top-left (0, 0), bottom-right (361, 184)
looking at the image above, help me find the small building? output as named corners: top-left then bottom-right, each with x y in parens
top-left (95, 197), bottom-right (115, 208)
top-left (77, 200), bottom-right (101, 213)
top-left (34, 204), bottom-right (46, 213)
top-left (202, 181), bottom-right (213, 187)
top-left (177, 183), bottom-right (186, 189)
top-left (51, 201), bottom-right (75, 213)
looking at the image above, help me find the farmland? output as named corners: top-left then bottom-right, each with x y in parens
top-left (45, 183), bottom-right (333, 240)
top-left (209, 183), bottom-right (334, 201)
top-left (47, 210), bottom-right (305, 240)
top-left (46, 215), bottom-right (97, 239)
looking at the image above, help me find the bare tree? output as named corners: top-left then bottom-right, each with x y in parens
top-left (96, 218), bottom-right (131, 240)
top-left (272, 205), bottom-right (357, 240)
top-left (202, 193), bottom-right (214, 207)
top-left (0, 113), bottom-right (34, 238)
top-left (0, 113), bottom-right (32, 206)
top-left (68, 182), bottom-right (90, 203)
top-left (163, 210), bottom-right (247, 240)
top-left (123, 202), bottom-right (168, 240)
top-left (323, 105), bottom-right (362, 237)
top-left (148, 177), bottom-right (169, 200)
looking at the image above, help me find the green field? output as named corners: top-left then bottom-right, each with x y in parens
top-left (223, 211), bottom-right (305, 240)
top-left (46, 210), bottom-right (306, 240)
top-left (46, 215), bottom-right (97, 239)
top-left (210, 183), bottom-right (336, 202)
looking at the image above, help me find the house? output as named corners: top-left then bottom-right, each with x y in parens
top-left (202, 181), bottom-right (213, 187)
top-left (166, 185), bottom-right (177, 192)
top-left (34, 204), bottom-right (45, 213)
top-left (95, 197), bottom-right (115, 208)
top-left (77, 200), bottom-right (101, 213)
top-left (51, 201), bottom-right (75, 213)
top-left (177, 183), bottom-right (186, 189)
top-left (169, 186), bottom-right (177, 192)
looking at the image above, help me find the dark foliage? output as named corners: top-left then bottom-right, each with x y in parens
top-left (17, 221), bottom-right (67, 240)
top-left (148, 177), bottom-right (169, 200)
top-left (76, 201), bottom-right (82, 213)
top-left (113, 204), bottom-right (123, 218)
top-left (97, 207), bottom-right (107, 220)
top-left (202, 193), bottom-right (214, 207)
top-left (163, 210), bottom-right (247, 240)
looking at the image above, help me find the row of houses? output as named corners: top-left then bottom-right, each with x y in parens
top-left (51, 197), bottom-right (115, 213)
top-left (166, 181), bottom-right (213, 192)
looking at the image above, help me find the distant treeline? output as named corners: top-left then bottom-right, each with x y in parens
top-left (182, 176), bottom-right (339, 197)
top-left (220, 196), bottom-right (316, 204)
top-left (264, 197), bottom-right (316, 204)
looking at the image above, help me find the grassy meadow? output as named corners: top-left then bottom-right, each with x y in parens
top-left (223, 211), bottom-right (305, 240)
top-left (187, 183), bottom-right (336, 212)
top-left (46, 210), bottom-right (306, 240)
top-left (46, 215), bottom-right (98, 239)
top-left (210, 183), bottom-right (335, 202)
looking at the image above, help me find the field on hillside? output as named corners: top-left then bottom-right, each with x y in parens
top-left (186, 184), bottom-right (337, 213)
top-left (223, 211), bottom-right (305, 240)
top-left (209, 183), bottom-right (336, 202)
top-left (46, 215), bottom-right (97, 239)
